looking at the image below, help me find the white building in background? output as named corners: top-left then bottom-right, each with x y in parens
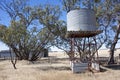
top-left (0, 50), bottom-right (12, 59)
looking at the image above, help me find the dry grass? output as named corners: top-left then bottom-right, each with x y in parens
top-left (98, 49), bottom-right (120, 57)
top-left (0, 51), bottom-right (120, 80)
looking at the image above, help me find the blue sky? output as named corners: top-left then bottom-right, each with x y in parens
top-left (0, 0), bottom-right (120, 51)
top-left (0, 0), bottom-right (64, 25)
top-left (0, 0), bottom-right (65, 51)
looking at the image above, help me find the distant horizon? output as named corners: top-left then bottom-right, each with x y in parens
top-left (0, 41), bottom-right (120, 52)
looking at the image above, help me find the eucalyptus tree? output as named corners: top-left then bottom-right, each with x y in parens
top-left (101, 0), bottom-right (120, 64)
top-left (36, 4), bottom-right (70, 52)
top-left (60, 0), bottom-right (120, 64)
top-left (0, 0), bottom-right (60, 62)
top-left (61, 0), bottom-right (81, 12)
top-left (50, 0), bottom-right (83, 60)
top-left (53, 0), bottom-right (107, 61)
top-left (93, 0), bottom-right (120, 64)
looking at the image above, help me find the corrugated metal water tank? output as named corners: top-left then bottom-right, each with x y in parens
top-left (67, 9), bottom-right (97, 31)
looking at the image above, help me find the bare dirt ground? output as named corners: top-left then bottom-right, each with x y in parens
top-left (0, 51), bottom-right (120, 80)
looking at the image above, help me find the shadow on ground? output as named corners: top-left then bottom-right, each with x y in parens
top-left (105, 64), bottom-right (120, 70)
top-left (100, 67), bottom-right (107, 72)
top-left (37, 66), bottom-right (71, 71)
top-left (29, 57), bottom-right (69, 65)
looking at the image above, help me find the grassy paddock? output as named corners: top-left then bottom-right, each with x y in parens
top-left (0, 52), bottom-right (120, 80)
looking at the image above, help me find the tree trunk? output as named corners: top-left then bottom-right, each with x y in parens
top-left (108, 24), bottom-right (120, 64)
top-left (9, 47), bottom-right (17, 69)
